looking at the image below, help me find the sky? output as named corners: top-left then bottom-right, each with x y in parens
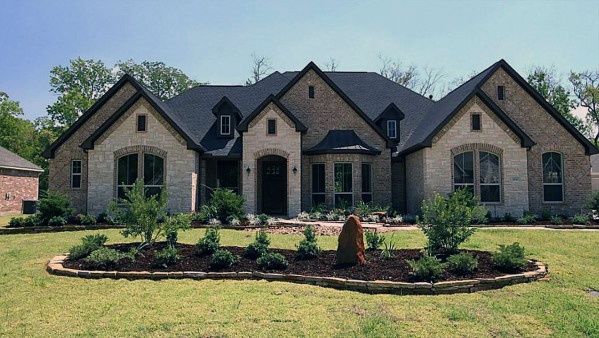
top-left (0, 0), bottom-right (598, 120)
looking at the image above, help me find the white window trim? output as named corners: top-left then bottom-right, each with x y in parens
top-left (542, 152), bottom-right (564, 203)
top-left (71, 160), bottom-right (82, 189)
top-left (387, 120), bottom-right (397, 139)
top-left (334, 162), bottom-right (354, 207)
top-left (220, 115), bottom-right (231, 135)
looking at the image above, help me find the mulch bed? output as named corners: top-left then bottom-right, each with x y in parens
top-left (63, 243), bottom-right (537, 283)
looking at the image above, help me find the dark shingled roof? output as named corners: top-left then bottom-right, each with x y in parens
top-left (303, 130), bottom-right (381, 155)
top-left (0, 146), bottom-right (42, 172)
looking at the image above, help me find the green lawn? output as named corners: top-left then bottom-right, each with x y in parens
top-left (0, 228), bottom-right (597, 337)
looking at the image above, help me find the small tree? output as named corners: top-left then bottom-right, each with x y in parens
top-left (209, 188), bottom-right (245, 223)
top-left (163, 213), bottom-right (191, 248)
top-left (418, 189), bottom-right (477, 255)
top-left (108, 179), bottom-right (168, 249)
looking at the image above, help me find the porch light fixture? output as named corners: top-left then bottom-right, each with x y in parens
top-left (246, 166), bottom-right (251, 175)
top-left (292, 166), bottom-right (298, 174)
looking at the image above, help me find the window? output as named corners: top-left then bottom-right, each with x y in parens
top-left (334, 163), bottom-right (353, 208)
top-left (217, 160), bottom-right (239, 194)
top-left (71, 160), bottom-right (82, 189)
top-left (479, 152), bottom-right (500, 202)
top-left (453, 152), bottom-right (474, 194)
top-left (308, 85), bottom-right (315, 98)
top-left (267, 119), bottom-right (276, 135)
top-left (220, 115), bottom-right (231, 135)
top-left (311, 163), bottom-right (325, 207)
top-left (387, 120), bottom-right (397, 139)
top-left (137, 115), bottom-right (147, 132)
top-left (543, 152), bottom-right (563, 202)
top-left (117, 153), bottom-right (164, 199)
top-left (471, 113), bottom-right (481, 131)
top-left (497, 86), bottom-right (505, 100)
top-left (361, 163), bottom-right (372, 203)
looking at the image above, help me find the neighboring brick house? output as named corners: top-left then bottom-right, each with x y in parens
top-left (43, 60), bottom-right (597, 218)
top-left (0, 146), bottom-right (42, 215)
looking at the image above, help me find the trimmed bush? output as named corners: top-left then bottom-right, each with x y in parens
top-left (78, 214), bottom-right (97, 225)
top-left (550, 215), bottom-right (563, 225)
top-left (8, 217), bottom-right (25, 228)
top-left (37, 192), bottom-right (73, 226)
top-left (493, 242), bottom-right (527, 272)
top-left (418, 189), bottom-right (477, 255)
top-left (154, 246), bottom-right (180, 267)
top-left (68, 234), bottom-right (109, 260)
top-left (244, 230), bottom-right (270, 259)
top-left (571, 213), bottom-right (590, 225)
top-left (296, 225), bottom-right (321, 259)
top-left (517, 211), bottom-right (536, 225)
top-left (196, 227), bottom-right (220, 255)
top-left (209, 188), bottom-right (245, 223)
top-left (503, 212), bottom-right (515, 222)
top-left (97, 212), bottom-right (114, 225)
top-left (257, 252), bottom-right (288, 270)
top-left (163, 213), bottom-right (191, 247)
top-left (365, 231), bottom-right (385, 251)
top-left (209, 249), bottom-right (237, 270)
top-left (22, 215), bottom-right (40, 227)
top-left (446, 252), bottom-right (478, 275)
top-left (48, 216), bottom-right (67, 227)
top-left (587, 191), bottom-right (599, 211)
top-left (193, 204), bottom-right (217, 223)
top-left (407, 255), bottom-right (445, 282)
top-left (84, 247), bottom-right (130, 269)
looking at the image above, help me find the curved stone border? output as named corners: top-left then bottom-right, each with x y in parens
top-left (46, 255), bottom-right (548, 295)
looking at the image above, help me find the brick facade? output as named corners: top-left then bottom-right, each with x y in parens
top-left (0, 168), bottom-right (39, 215)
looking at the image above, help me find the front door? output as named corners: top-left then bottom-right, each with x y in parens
top-left (261, 160), bottom-right (287, 215)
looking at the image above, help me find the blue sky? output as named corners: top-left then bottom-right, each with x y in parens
top-left (1, 0), bottom-right (598, 120)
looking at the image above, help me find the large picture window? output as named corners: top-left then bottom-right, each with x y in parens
top-left (453, 151), bottom-right (474, 194)
top-left (117, 152), bottom-right (164, 199)
top-left (334, 163), bottom-right (353, 208)
top-left (479, 152), bottom-right (500, 202)
top-left (543, 152), bottom-right (563, 202)
top-left (361, 163), bottom-right (372, 203)
top-left (311, 163), bottom-right (325, 207)
top-left (453, 150), bottom-right (502, 203)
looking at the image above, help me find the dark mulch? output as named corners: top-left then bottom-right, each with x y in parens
top-left (63, 243), bottom-right (537, 282)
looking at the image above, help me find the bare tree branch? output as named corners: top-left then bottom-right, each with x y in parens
top-left (416, 66), bottom-right (446, 99)
top-left (245, 53), bottom-right (272, 85)
top-left (378, 54), bottom-right (418, 89)
top-left (325, 58), bottom-right (339, 72)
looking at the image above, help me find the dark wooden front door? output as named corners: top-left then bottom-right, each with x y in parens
top-left (261, 160), bottom-right (287, 215)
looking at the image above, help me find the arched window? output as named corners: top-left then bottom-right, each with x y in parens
top-left (542, 152), bottom-right (563, 202)
top-left (453, 151), bottom-right (474, 194)
top-left (117, 153), bottom-right (164, 199)
top-left (479, 152), bottom-right (501, 202)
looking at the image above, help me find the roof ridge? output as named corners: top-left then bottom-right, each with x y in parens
top-left (436, 60), bottom-right (502, 101)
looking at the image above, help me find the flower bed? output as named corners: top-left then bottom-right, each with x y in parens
top-left (50, 243), bottom-right (547, 295)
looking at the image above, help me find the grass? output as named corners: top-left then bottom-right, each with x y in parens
top-left (0, 228), bottom-right (597, 337)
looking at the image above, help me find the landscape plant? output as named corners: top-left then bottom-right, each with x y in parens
top-left (256, 252), bottom-right (288, 270)
top-left (47, 216), bottom-right (67, 227)
top-left (493, 242), bottom-right (527, 272)
top-left (68, 234), bottom-right (109, 260)
top-left (380, 238), bottom-right (397, 259)
top-left (163, 213), bottom-right (191, 247)
top-left (446, 252), bottom-right (478, 275)
top-left (244, 230), bottom-right (270, 259)
top-left (586, 191), bottom-right (599, 211)
top-left (296, 225), bottom-right (321, 259)
top-left (407, 255), bottom-right (445, 282)
top-left (418, 189), bottom-right (477, 255)
top-left (208, 188), bottom-right (245, 223)
top-left (84, 247), bottom-right (133, 269)
top-left (517, 211), bottom-right (537, 225)
top-left (571, 213), bottom-right (590, 225)
top-left (209, 249), bottom-right (237, 269)
top-left (37, 192), bottom-right (73, 226)
top-left (364, 231), bottom-right (385, 250)
top-left (196, 227), bottom-right (220, 255)
top-left (154, 246), bottom-right (180, 267)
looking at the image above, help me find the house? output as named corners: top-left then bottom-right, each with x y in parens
top-left (42, 59), bottom-right (597, 218)
top-left (0, 146), bottom-right (42, 215)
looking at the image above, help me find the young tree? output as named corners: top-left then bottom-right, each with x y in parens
top-left (325, 57), bottom-right (339, 72)
top-left (245, 53), bottom-right (272, 85)
top-left (570, 70), bottom-right (599, 143)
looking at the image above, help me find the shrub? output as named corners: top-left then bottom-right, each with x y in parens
top-left (471, 206), bottom-right (489, 224)
top-left (516, 211), bottom-right (536, 225)
top-left (550, 215), bottom-right (563, 225)
top-left (163, 213), bottom-right (191, 247)
top-left (365, 231), bottom-right (385, 251)
top-left (418, 189), bottom-right (477, 255)
top-left (493, 242), bottom-right (527, 272)
top-left (68, 234), bottom-right (109, 260)
top-left (8, 217), bottom-right (25, 228)
top-left (380, 239), bottom-right (397, 260)
top-left (227, 216), bottom-right (241, 226)
top-left (154, 246), bottom-right (180, 267)
top-left (257, 252), bottom-right (288, 270)
top-left (587, 191), bottom-right (599, 211)
top-left (571, 213), bottom-right (590, 225)
top-left (48, 216), bottom-right (67, 227)
top-left (503, 212), bottom-right (515, 222)
top-left (37, 192), bottom-right (73, 226)
top-left (78, 214), bottom-right (97, 225)
top-left (197, 227), bottom-right (220, 255)
top-left (407, 255), bottom-right (445, 282)
top-left (209, 249), bottom-right (237, 270)
top-left (22, 215), bottom-right (41, 227)
top-left (245, 230), bottom-right (270, 259)
top-left (297, 211), bottom-right (311, 221)
top-left (540, 208), bottom-right (551, 221)
top-left (85, 247), bottom-right (130, 269)
top-left (108, 179), bottom-right (168, 248)
top-left (296, 225), bottom-right (321, 259)
top-left (257, 214), bottom-right (270, 226)
top-left (97, 212), bottom-right (115, 225)
top-left (209, 188), bottom-right (245, 223)
top-left (446, 252), bottom-right (478, 275)
top-left (193, 204), bottom-right (217, 223)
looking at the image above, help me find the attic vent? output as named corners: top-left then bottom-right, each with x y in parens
top-left (308, 86), bottom-right (315, 98)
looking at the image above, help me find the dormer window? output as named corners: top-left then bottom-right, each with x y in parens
top-left (387, 120), bottom-right (397, 139)
top-left (220, 115), bottom-right (231, 135)
top-left (308, 86), bottom-right (315, 98)
top-left (497, 86), bottom-right (505, 100)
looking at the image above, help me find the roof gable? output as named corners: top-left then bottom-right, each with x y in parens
top-left (211, 96), bottom-right (242, 119)
top-left (237, 94), bottom-right (307, 133)
top-left (375, 103), bottom-right (405, 123)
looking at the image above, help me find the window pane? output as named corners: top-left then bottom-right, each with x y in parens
top-left (543, 152), bottom-right (562, 183)
top-left (72, 175), bottom-right (81, 189)
top-left (387, 121), bottom-right (397, 138)
top-left (118, 154), bottom-right (138, 185)
top-left (471, 114), bottom-right (481, 130)
top-left (335, 194), bottom-right (353, 208)
top-left (137, 115), bottom-right (147, 132)
top-left (334, 163), bottom-right (352, 193)
top-left (481, 185), bottom-right (500, 202)
top-left (144, 154), bottom-right (164, 186)
top-left (544, 185), bottom-right (563, 202)
top-left (312, 164), bottom-right (325, 193)
top-left (480, 152), bottom-right (500, 184)
top-left (267, 119), bottom-right (276, 134)
top-left (145, 186), bottom-right (162, 198)
top-left (312, 194), bottom-right (325, 207)
top-left (453, 152), bottom-right (473, 184)
top-left (361, 163), bottom-right (372, 193)
top-left (362, 194), bottom-right (372, 203)
top-left (221, 116), bottom-right (230, 134)
top-left (72, 161), bottom-right (81, 174)
top-left (217, 160), bottom-right (239, 191)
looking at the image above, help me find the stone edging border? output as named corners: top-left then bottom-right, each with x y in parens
top-left (46, 255), bottom-right (548, 295)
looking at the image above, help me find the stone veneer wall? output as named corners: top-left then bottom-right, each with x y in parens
top-left (241, 102), bottom-right (302, 217)
top-left (405, 149), bottom-right (426, 214)
top-left (87, 99), bottom-right (199, 215)
top-left (482, 68), bottom-right (591, 216)
top-left (423, 97), bottom-right (529, 217)
top-left (279, 69), bottom-right (392, 211)
top-left (48, 83), bottom-right (137, 213)
top-left (391, 160), bottom-right (405, 212)
top-left (0, 168), bottom-right (39, 215)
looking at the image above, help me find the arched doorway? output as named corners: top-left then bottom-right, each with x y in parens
top-left (257, 155), bottom-right (287, 215)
